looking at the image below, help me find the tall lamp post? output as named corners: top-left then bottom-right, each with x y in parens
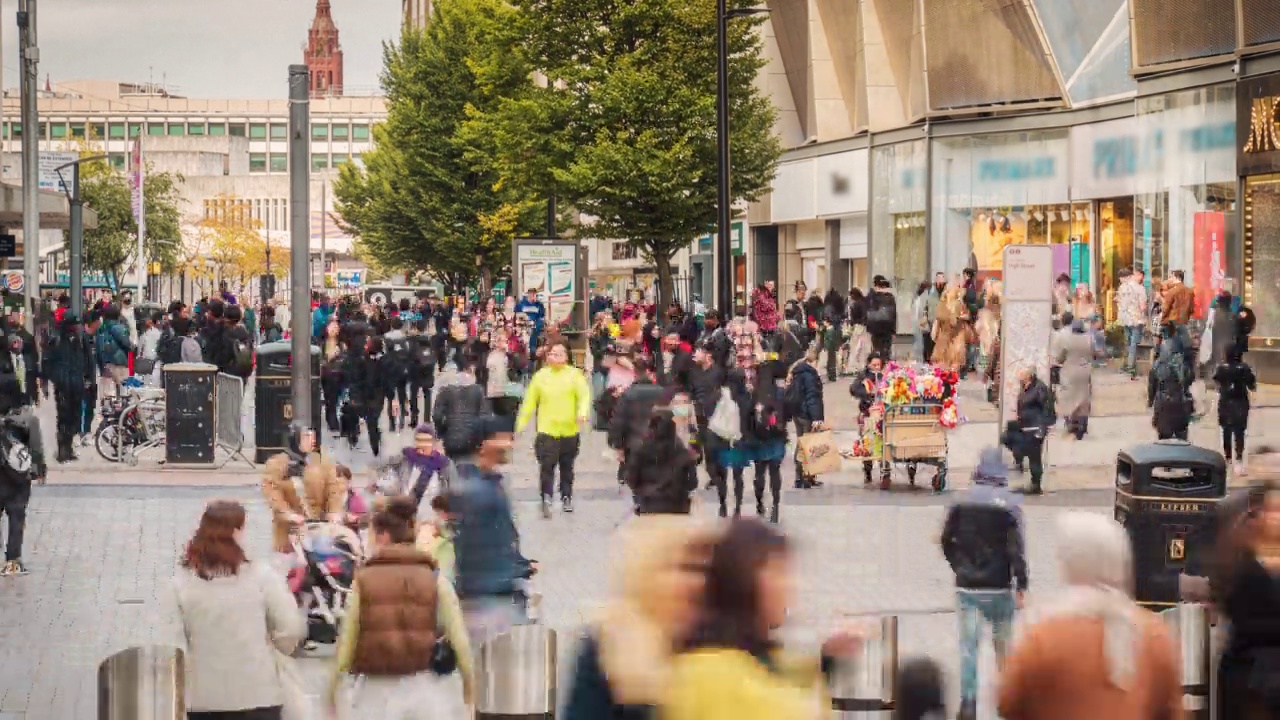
top-left (53, 155), bottom-right (107, 318)
top-left (716, 2), bottom-right (769, 318)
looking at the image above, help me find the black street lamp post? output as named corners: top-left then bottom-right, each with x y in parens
top-left (716, 2), bottom-right (769, 317)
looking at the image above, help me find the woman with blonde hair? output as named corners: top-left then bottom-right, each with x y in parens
top-left (997, 512), bottom-right (1182, 720)
top-left (930, 277), bottom-right (969, 372)
top-left (564, 516), bottom-right (717, 719)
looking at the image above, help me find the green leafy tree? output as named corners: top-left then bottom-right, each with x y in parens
top-left (73, 155), bottom-right (183, 292)
top-left (466, 0), bottom-right (782, 313)
top-left (334, 0), bottom-right (543, 294)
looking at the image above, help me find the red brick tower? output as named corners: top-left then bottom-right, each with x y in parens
top-left (305, 0), bottom-right (344, 97)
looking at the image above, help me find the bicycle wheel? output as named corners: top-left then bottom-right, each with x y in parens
top-left (95, 423), bottom-right (123, 462)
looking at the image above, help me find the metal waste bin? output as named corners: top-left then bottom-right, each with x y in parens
top-left (476, 625), bottom-right (558, 719)
top-left (1160, 604), bottom-right (1211, 720)
top-left (98, 645), bottom-right (185, 720)
top-left (253, 342), bottom-right (322, 463)
top-left (1115, 441), bottom-right (1226, 609)
top-left (829, 615), bottom-right (898, 717)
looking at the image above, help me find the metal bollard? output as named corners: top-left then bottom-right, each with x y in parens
top-left (476, 624), bottom-right (558, 719)
top-left (1160, 604), bottom-right (1212, 720)
top-left (97, 645), bottom-right (185, 720)
top-left (829, 615), bottom-right (898, 718)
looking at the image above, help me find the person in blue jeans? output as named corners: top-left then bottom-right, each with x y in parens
top-left (939, 446), bottom-right (1028, 720)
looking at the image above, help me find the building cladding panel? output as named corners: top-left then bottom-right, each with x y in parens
top-left (1130, 0), bottom-right (1235, 67)
top-left (1241, 0), bottom-right (1280, 47)
top-left (1067, 25), bottom-right (1137, 104)
top-left (922, 0), bottom-right (1062, 111)
top-left (1029, 0), bottom-right (1124, 80)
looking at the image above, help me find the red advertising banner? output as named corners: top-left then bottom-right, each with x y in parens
top-left (1193, 211), bottom-right (1226, 319)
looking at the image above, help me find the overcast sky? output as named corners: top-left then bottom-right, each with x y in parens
top-left (0, 0), bottom-right (401, 98)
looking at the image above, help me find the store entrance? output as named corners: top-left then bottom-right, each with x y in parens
top-left (1096, 198), bottom-right (1136, 324)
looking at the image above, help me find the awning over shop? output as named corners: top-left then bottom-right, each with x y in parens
top-left (0, 182), bottom-right (98, 230)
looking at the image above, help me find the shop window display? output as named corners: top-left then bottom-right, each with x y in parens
top-left (1097, 199), bottom-right (1136, 324)
top-left (959, 204), bottom-right (1084, 285)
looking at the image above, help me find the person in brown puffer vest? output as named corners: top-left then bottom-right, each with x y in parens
top-left (326, 495), bottom-right (474, 719)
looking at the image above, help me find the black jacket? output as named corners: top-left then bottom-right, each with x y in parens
top-left (625, 438), bottom-right (698, 514)
top-left (684, 363), bottom-right (725, 426)
top-left (941, 496), bottom-right (1028, 591)
top-left (655, 349), bottom-right (693, 390)
top-left (1015, 376), bottom-right (1054, 431)
top-left (12, 327), bottom-right (38, 394)
top-left (788, 361), bottom-right (824, 422)
top-left (608, 380), bottom-right (666, 451)
top-left (1213, 360), bottom-right (1256, 428)
top-left (866, 290), bottom-right (897, 340)
top-left (564, 632), bottom-right (653, 720)
top-left (345, 351), bottom-right (387, 410)
top-left (850, 369), bottom-right (884, 416)
top-left (1148, 351), bottom-right (1192, 437)
top-left (44, 329), bottom-right (95, 391)
top-left (698, 327), bottom-right (734, 370)
top-left (432, 381), bottom-right (488, 456)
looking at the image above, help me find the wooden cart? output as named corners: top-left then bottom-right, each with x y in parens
top-left (879, 403), bottom-right (948, 492)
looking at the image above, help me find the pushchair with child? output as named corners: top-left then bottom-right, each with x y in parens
top-left (287, 521), bottom-right (364, 647)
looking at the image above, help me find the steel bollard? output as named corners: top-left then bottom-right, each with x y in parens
top-left (829, 615), bottom-right (898, 718)
top-left (97, 645), bottom-right (185, 720)
top-left (1161, 604), bottom-right (1212, 720)
top-left (476, 624), bottom-right (558, 719)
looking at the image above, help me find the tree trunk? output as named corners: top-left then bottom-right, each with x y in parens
top-left (655, 252), bottom-right (674, 322)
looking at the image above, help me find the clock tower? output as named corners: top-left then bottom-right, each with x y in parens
top-left (304, 0), bottom-right (344, 97)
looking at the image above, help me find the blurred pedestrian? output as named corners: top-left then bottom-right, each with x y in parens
top-left (564, 516), bottom-right (715, 720)
top-left (1214, 346), bottom-right (1256, 476)
top-left (175, 500), bottom-right (305, 720)
top-left (326, 495), bottom-right (473, 720)
top-left (997, 512), bottom-right (1182, 720)
top-left (664, 519), bottom-right (864, 720)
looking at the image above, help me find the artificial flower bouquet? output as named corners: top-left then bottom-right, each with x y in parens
top-left (877, 362), bottom-right (963, 426)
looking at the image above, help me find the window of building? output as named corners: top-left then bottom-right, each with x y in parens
top-left (9, 123), bottom-right (19, 140)
top-left (50, 123), bottom-right (67, 139)
top-left (229, 123), bottom-right (247, 137)
top-left (282, 200), bottom-right (289, 232)
top-left (270, 124), bottom-right (287, 140)
top-left (108, 123), bottom-right (126, 139)
top-left (352, 153), bottom-right (364, 167)
top-left (351, 125), bottom-right (369, 141)
top-left (249, 123), bottom-right (267, 139)
top-left (612, 242), bottom-right (638, 261)
top-left (311, 124), bottom-right (329, 141)
top-left (128, 123), bottom-right (142, 138)
top-left (109, 154), bottom-right (126, 170)
top-left (147, 123), bottom-right (165, 136)
top-left (270, 154), bottom-right (288, 173)
top-left (332, 124), bottom-right (349, 140)
top-left (90, 123), bottom-right (106, 139)
top-left (167, 124), bottom-right (185, 136)
top-left (70, 123), bottom-right (86, 139)
top-left (188, 123), bottom-right (206, 135)
top-left (311, 154), bottom-right (329, 171)
top-left (207, 123), bottom-right (226, 136)
top-left (249, 153), bottom-right (267, 173)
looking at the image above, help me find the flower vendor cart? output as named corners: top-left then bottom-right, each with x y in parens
top-left (877, 363), bottom-right (960, 492)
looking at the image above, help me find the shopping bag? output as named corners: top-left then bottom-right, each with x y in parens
top-left (707, 387), bottom-right (742, 443)
top-left (796, 430), bottom-right (841, 476)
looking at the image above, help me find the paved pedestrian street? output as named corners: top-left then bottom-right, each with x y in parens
top-left (0, 481), bottom-right (1110, 719)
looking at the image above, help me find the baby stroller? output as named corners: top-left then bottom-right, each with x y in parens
top-left (287, 521), bottom-right (364, 647)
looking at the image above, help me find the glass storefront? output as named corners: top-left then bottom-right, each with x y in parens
top-left (1245, 175), bottom-right (1280, 341)
top-left (871, 140), bottom-right (928, 329)
top-left (930, 130), bottom-right (1071, 283)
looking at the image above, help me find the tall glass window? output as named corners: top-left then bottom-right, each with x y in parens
top-left (249, 123), bottom-right (267, 139)
top-left (871, 140), bottom-right (928, 329)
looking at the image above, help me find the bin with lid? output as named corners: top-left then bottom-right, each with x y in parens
top-left (1115, 440), bottom-right (1226, 609)
top-left (254, 342), bottom-right (322, 463)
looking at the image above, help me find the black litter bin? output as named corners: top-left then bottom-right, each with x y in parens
top-left (1115, 440), bottom-right (1226, 609)
top-left (254, 342), bottom-right (322, 464)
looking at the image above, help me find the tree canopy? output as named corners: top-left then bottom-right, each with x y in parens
top-left (466, 0), bottom-right (782, 310)
top-left (334, 0), bottom-right (544, 293)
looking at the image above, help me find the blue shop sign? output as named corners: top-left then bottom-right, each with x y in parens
top-left (1091, 121), bottom-right (1234, 179)
top-left (976, 158), bottom-right (1057, 182)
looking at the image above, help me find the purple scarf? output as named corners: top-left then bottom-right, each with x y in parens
top-left (403, 447), bottom-right (449, 477)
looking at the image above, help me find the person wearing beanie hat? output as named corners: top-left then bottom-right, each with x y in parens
top-left (43, 311), bottom-right (96, 464)
top-left (940, 446), bottom-right (1027, 720)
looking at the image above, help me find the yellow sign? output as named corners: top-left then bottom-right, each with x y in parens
top-left (1244, 97), bottom-right (1280, 154)
top-left (283, 403), bottom-right (293, 421)
top-left (1169, 537), bottom-right (1185, 561)
top-left (1148, 501), bottom-right (1209, 513)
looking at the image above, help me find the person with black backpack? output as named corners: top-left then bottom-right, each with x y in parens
top-left (407, 319), bottom-right (437, 428)
top-left (432, 359), bottom-right (488, 460)
top-left (746, 360), bottom-right (790, 523)
top-left (382, 317), bottom-right (412, 431)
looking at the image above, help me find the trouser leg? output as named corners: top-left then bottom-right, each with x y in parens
top-left (956, 591), bottom-right (981, 705)
top-left (0, 484), bottom-right (30, 561)
top-left (365, 405), bottom-right (382, 456)
top-left (752, 462), bottom-right (766, 513)
top-left (321, 376), bottom-right (341, 433)
top-left (793, 419), bottom-right (812, 486)
top-left (535, 434), bottom-right (556, 498)
top-left (1027, 437), bottom-right (1045, 489)
top-left (731, 468), bottom-right (744, 514)
top-left (557, 434), bottom-right (579, 499)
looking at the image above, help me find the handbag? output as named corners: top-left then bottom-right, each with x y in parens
top-left (707, 387), bottom-right (742, 443)
top-left (430, 635), bottom-right (458, 675)
top-left (504, 381), bottom-right (526, 399)
top-left (133, 357), bottom-right (156, 376)
top-left (796, 430), bottom-right (841, 476)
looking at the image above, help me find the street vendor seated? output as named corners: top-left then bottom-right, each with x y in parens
top-left (850, 353), bottom-right (887, 485)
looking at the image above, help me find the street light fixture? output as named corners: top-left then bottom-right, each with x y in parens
top-left (717, 3), bottom-right (769, 317)
top-left (54, 155), bottom-right (108, 317)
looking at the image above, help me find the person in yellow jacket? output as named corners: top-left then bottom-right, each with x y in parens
top-left (516, 341), bottom-right (591, 519)
top-left (663, 519), bottom-right (866, 720)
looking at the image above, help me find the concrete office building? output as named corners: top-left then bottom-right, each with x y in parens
top-left (735, 0), bottom-right (1280, 377)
